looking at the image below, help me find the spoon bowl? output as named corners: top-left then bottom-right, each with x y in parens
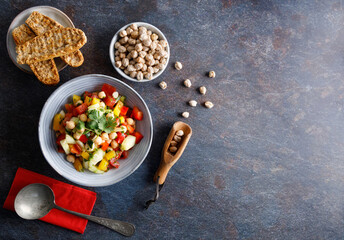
top-left (14, 183), bottom-right (135, 236)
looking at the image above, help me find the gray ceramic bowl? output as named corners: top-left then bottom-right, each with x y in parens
top-left (39, 74), bottom-right (153, 187)
top-left (109, 22), bottom-right (170, 82)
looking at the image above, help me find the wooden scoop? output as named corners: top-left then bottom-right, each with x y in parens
top-left (153, 121), bottom-right (192, 185)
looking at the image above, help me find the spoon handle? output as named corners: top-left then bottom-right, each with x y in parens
top-left (54, 205), bottom-right (135, 236)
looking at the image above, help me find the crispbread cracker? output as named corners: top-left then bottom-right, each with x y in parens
top-left (26, 11), bottom-right (84, 67)
top-left (12, 24), bottom-right (36, 45)
top-left (12, 24), bottom-right (59, 85)
top-left (16, 27), bottom-right (87, 64)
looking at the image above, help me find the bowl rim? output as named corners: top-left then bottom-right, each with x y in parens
top-left (6, 5), bottom-right (74, 74)
top-left (109, 21), bottom-right (170, 83)
top-left (38, 74), bottom-right (153, 187)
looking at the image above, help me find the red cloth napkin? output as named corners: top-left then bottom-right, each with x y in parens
top-left (3, 168), bottom-right (97, 234)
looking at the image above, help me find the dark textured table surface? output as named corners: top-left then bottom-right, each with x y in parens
top-left (1, 1), bottom-right (344, 239)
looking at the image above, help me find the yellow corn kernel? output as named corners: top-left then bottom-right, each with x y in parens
top-left (85, 96), bottom-right (92, 106)
top-left (104, 150), bottom-right (115, 160)
top-left (74, 158), bottom-right (83, 172)
top-left (73, 95), bottom-right (81, 104)
top-left (113, 101), bottom-right (124, 116)
top-left (81, 152), bottom-right (89, 160)
top-left (53, 114), bottom-right (62, 131)
top-left (98, 159), bottom-right (109, 171)
top-left (91, 98), bottom-right (100, 105)
top-left (119, 116), bottom-right (125, 124)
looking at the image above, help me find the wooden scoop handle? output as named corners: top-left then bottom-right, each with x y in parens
top-left (154, 121), bottom-right (192, 185)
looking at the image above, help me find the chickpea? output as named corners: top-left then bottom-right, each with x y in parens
top-left (131, 30), bottom-right (139, 39)
top-left (154, 67), bottom-right (160, 73)
top-left (147, 30), bottom-right (152, 35)
top-left (135, 43), bottom-right (143, 52)
top-left (118, 46), bottom-right (126, 53)
top-left (204, 101), bottom-right (214, 109)
top-left (147, 59), bottom-right (155, 66)
top-left (135, 63), bottom-right (143, 70)
top-left (99, 102), bottom-right (106, 108)
top-left (119, 36), bottom-right (128, 44)
top-left (159, 50), bottom-right (167, 57)
top-left (115, 56), bottom-right (121, 61)
top-left (159, 40), bottom-right (168, 48)
top-left (160, 58), bottom-right (167, 65)
top-left (119, 52), bottom-right (126, 59)
top-left (127, 65), bottom-right (136, 72)
top-left (199, 86), bottom-right (207, 95)
top-left (101, 132), bottom-right (109, 141)
top-left (130, 23), bottom-right (138, 31)
top-left (145, 54), bottom-right (154, 61)
top-left (124, 69), bottom-right (129, 75)
top-left (73, 132), bottom-right (82, 140)
top-left (139, 33), bottom-right (149, 41)
top-left (175, 61), bottom-right (182, 70)
top-left (115, 51), bottom-right (119, 56)
top-left (151, 33), bottom-right (159, 41)
top-left (150, 41), bottom-right (157, 50)
top-left (119, 30), bottom-right (127, 37)
top-left (157, 63), bottom-right (165, 70)
top-left (169, 146), bottom-right (178, 153)
top-left (209, 70), bottom-right (216, 78)
top-left (111, 140), bottom-right (119, 149)
top-left (122, 58), bottom-right (129, 67)
top-left (112, 91), bottom-right (119, 98)
top-left (144, 73), bottom-right (153, 80)
top-left (126, 118), bottom-right (135, 125)
top-left (170, 140), bottom-right (178, 146)
top-left (74, 100), bottom-right (83, 106)
top-left (98, 91), bottom-right (106, 99)
top-left (66, 121), bottom-right (75, 130)
top-left (109, 132), bottom-right (117, 140)
top-left (66, 154), bottom-right (75, 163)
top-left (136, 71), bottom-right (143, 80)
top-left (153, 53), bottom-right (161, 60)
top-left (127, 46), bottom-right (135, 52)
top-left (128, 38), bottom-right (136, 45)
top-left (94, 136), bottom-right (103, 146)
top-left (176, 130), bottom-right (184, 137)
top-left (139, 51), bottom-right (147, 59)
top-left (136, 57), bottom-right (145, 64)
top-left (182, 112), bottom-right (189, 118)
top-left (159, 81), bottom-right (167, 90)
top-left (142, 64), bottom-right (148, 72)
top-left (126, 27), bottom-right (133, 35)
top-left (155, 44), bottom-right (163, 52)
top-left (142, 46), bottom-right (150, 52)
top-left (147, 66), bottom-right (154, 74)
top-left (79, 114), bottom-right (87, 122)
top-left (138, 26), bottom-right (147, 35)
top-left (189, 100), bottom-right (197, 107)
top-left (184, 79), bottom-right (191, 88)
top-left (115, 42), bottom-right (121, 49)
top-left (130, 71), bottom-right (137, 78)
top-left (131, 50), bottom-right (138, 59)
top-left (174, 135), bottom-right (182, 142)
top-left (143, 39), bottom-right (152, 47)
top-left (129, 60), bottom-right (135, 65)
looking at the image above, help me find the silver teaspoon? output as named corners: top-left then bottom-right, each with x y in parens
top-left (14, 183), bottom-right (135, 237)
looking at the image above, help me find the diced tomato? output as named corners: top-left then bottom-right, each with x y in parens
top-left (83, 91), bottom-right (92, 98)
top-left (70, 144), bottom-right (82, 155)
top-left (58, 146), bottom-right (64, 153)
top-left (120, 106), bottom-right (129, 116)
top-left (101, 83), bottom-right (116, 96)
top-left (133, 131), bottom-right (143, 144)
top-left (65, 104), bottom-right (74, 113)
top-left (116, 118), bottom-right (120, 126)
top-left (109, 159), bottom-right (120, 168)
top-left (115, 132), bottom-right (127, 144)
top-left (73, 103), bottom-right (88, 116)
top-left (56, 134), bottom-right (66, 146)
top-left (103, 96), bottom-right (116, 108)
top-left (127, 125), bottom-right (135, 134)
top-left (62, 113), bottom-right (73, 126)
top-left (79, 134), bottom-right (88, 143)
top-left (101, 141), bottom-right (110, 151)
top-left (131, 106), bottom-right (143, 121)
top-left (120, 150), bottom-right (128, 159)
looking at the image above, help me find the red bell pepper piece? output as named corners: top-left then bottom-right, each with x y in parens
top-left (120, 150), bottom-right (128, 159)
top-left (115, 132), bottom-right (127, 144)
top-left (101, 83), bottom-right (116, 96)
top-left (73, 103), bottom-right (88, 116)
top-left (133, 131), bottom-right (143, 144)
top-left (109, 159), bottom-right (120, 168)
top-left (70, 144), bottom-right (82, 155)
top-left (83, 91), bottom-right (92, 98)
top-left (103, 96), bottom-right (116, 108)
top-left (120, 106), bottom-right (129, 116)
top-left (65, 104), bottom-right (74, 113)
top-left (62, 113), bottom-right (73, 126)
top-left (131, 106), bottom-right (143, 121)
top-left (56, 134), bottom-right (66, 146)
top-left (79, 134), bottom-right (88, 143)
top-left (101, 141), bottom-right (110, 151)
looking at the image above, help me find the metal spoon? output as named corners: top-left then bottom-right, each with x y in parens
top-left (14, 183), bottom-right (135, 237)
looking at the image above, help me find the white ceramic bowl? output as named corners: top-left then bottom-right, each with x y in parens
top-left (7, 6), bottom-right (74, 74)
top-left (39, 74), bottom-right (153, 187)
top-left (109, 22), bottom-right (170, 82)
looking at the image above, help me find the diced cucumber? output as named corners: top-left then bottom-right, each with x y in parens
top-left (76, 140), bottom-right (85, 150)
top-left (121, 135), bottom-right (136, 151)
top-left (65, 134), bottom-right (76, 144)
top-left (89, 148), bottom-right (105, 165)
top-left (88, 164), bottom-right (104, 174)
top-left (88, 103), bottom-right (100, 111)
top-left (60, 139), bottom-right (70, 154)
top-left (83, 160), bottom-right (89, 169)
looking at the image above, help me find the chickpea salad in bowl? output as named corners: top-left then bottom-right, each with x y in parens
top-left (52, 83), bottom-right (144, 174)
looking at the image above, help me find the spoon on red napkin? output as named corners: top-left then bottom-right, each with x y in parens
top-left (14, 183), bottom-right (135, 237)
